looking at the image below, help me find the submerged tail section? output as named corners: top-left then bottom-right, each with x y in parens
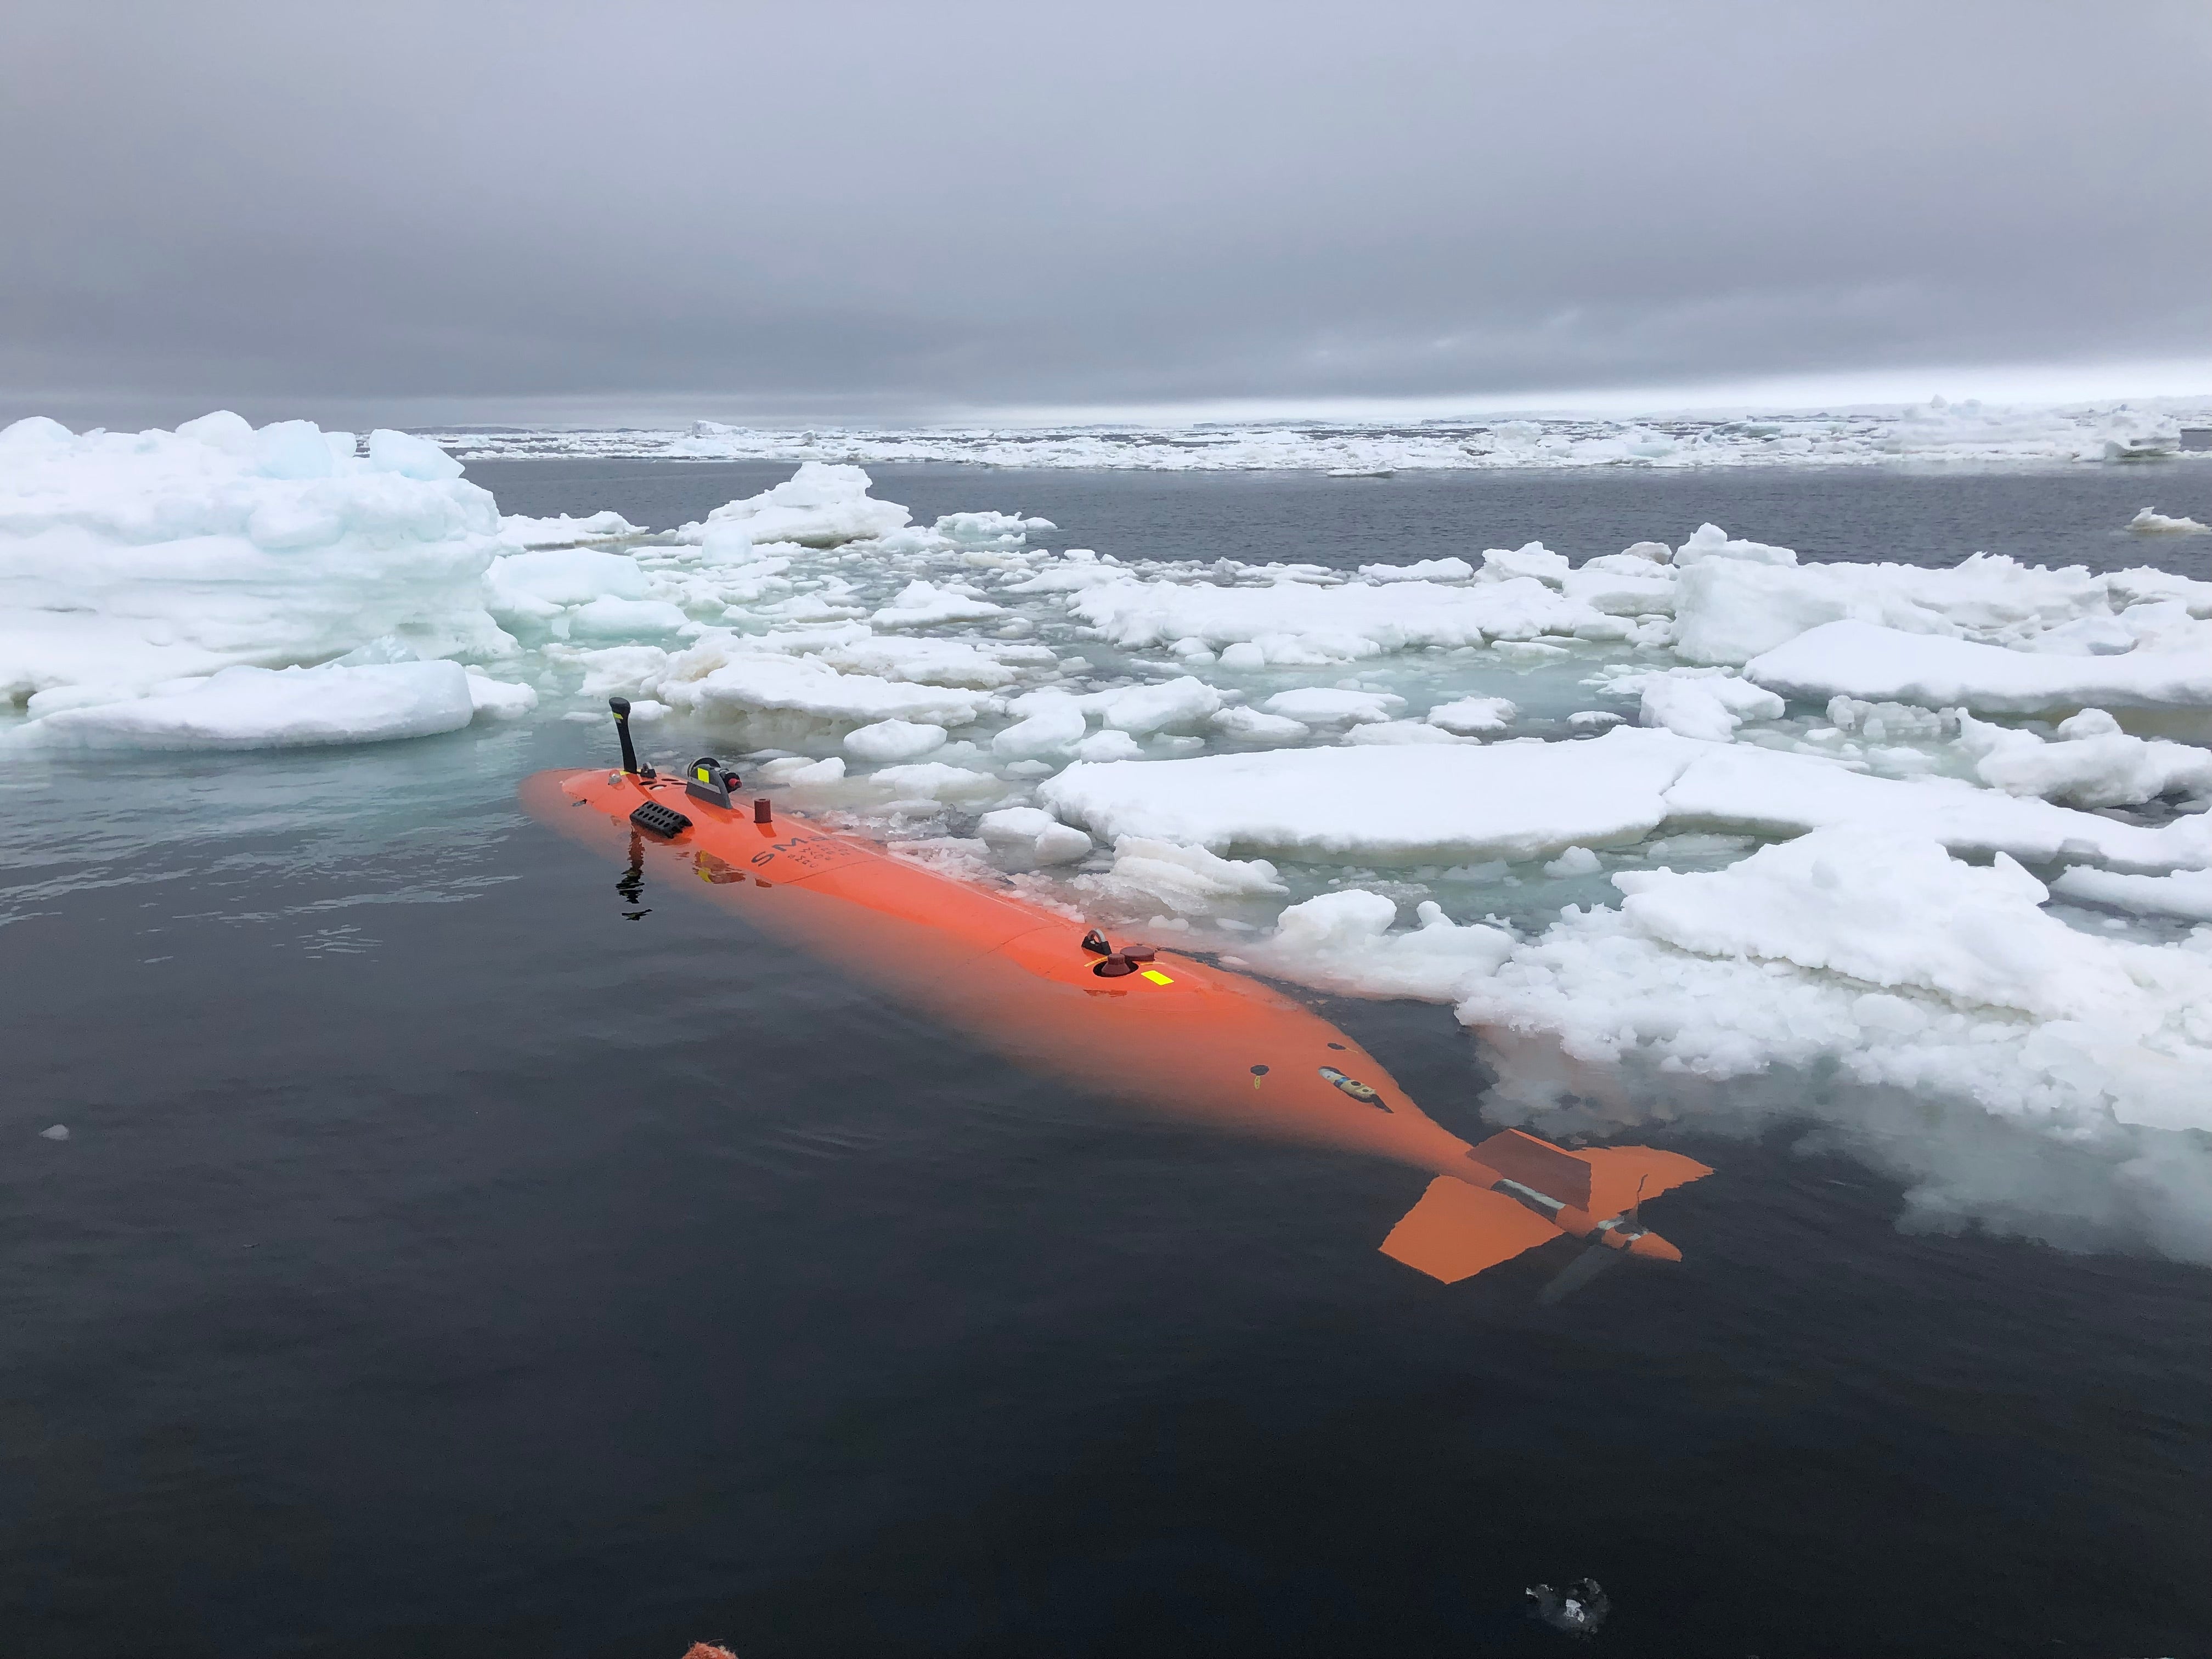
top-left (1383, 1131), bottom-right (1713, 1286)
top-left (1379, 1176), bottom-right (1563, 1283)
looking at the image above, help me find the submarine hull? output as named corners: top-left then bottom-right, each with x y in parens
top-left (522, 766), bottom-right (1711, 1286)
top-left (523, 766), bottom-right (1483, 1174)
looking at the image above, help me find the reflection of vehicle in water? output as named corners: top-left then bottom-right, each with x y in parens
top-left (521, 702), bottom-right (1712, 1296)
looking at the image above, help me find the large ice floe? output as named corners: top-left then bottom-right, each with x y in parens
top-left (9, 413), bottom-right (2212, 1265)
top-left (0, 411), bottom-right (529, 743)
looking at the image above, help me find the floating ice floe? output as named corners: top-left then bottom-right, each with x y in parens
top-left (1042, 726), bottom-right (2211, 872)
top-left (0, 412), bottom-right (509, 719)
top-left (649, 639), bottom-right (1001, 741)
top-left (1085, 675), bottom-right (1222, 735)
top-left (3, 661), bottom-right (488, 752)
top-left (1746, 619), bottom-right (2212, 724)
top-left (1671, 522), bottom-right (1798, 567)
top-left (495, 510), bottom-right (644, 549)
top-left (932, 510), bottom-right (1055, 547)
top-left (1423, 695), bottom-right (1517, 735)
top-left (1082, 837), bottom-right (1288, 913)
top-left (871, 579), bottom-right (1006, 629)
top-left (1476, 541), bottom-right (1573, 585)
top-left (975, 805), bottom-right (1092, 865)
top-left (1959, 709), bottom-right (2212, 808)
top-left (1246, 890), bottom-right (1517, 1001)
top-left (487, 548), bottom-right (653, 623)
top-left (868, 761), bottom-right (1007, 804)
top-left (1674, 548), bottom-right (2212, 665)
top-left (1436, 827), bottom-right (2212, 1258)
top-left (1634, 670), bottom-right (1785, 742)
top-left (2127, 506), bottom-right (2210, 535)
top-left (2051, 866), bottom-right (2212, 922)
top-left (1358, 556), bottom-right (1471, 583)
top-left (1262, 686), bottom-right (1406, 725)
top-left (845, 719), bottom-right (949, 762)
top-left (1071, 574), bottom-right (1630, 664)
top-left (1210, 705), bottom-right (1311, 744)
top-left (1561, 557), bottom-right (1679, 616)
top-left (1041, 728), bottom-right (1699, 862)
top-left (991, 688), bottom-right (1090, 759)
top-left (815, 635), bottom-right (1024, 689)
top-left (673, 461), bottom-right (911, 552)
top-left (1343, 719), bottom-right (1470, 746)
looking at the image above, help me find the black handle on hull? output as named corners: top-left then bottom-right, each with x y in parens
top-left (608, 697), bottom-right (648, 776)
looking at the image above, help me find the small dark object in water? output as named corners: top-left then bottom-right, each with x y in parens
top-left (1525, 1577), bottom-right (1610, 1637)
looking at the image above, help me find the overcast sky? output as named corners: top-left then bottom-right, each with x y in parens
top-left (7, 1), bottom-right (2209, 430)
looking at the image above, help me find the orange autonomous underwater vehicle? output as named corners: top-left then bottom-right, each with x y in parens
top-left (522, 700), bottom-right (1711, 1297)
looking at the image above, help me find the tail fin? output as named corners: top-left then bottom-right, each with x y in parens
top-left (1380, 1176), bottom-right (1562, 1284)
top-left (1576, 1147), bottom-right (1712, 1222)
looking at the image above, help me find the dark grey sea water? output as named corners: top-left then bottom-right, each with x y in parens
top-left (4, 462), bottom-right (2208, 1658)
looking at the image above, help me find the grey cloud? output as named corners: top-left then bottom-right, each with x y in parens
top-left (5, 1), bottom-right (2208, 428)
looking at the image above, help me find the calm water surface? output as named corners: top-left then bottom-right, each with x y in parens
top-left (4, 463), bottom-right (2208, 1657)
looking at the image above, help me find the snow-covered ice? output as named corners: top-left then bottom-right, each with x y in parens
top-left (1424, 695), bottom-right (1517, 735)
top-left (1084, 837), bottom-right (1288, 913)
top-left (649, 642), bottom-right (1000, 740)
top-left (4, 661), bottom-right (479, 752)
top-left (1041, 729), bottom-right (1700, 862)
top-left (2127, 507), bottom-right (2209, 535)
top-left (2051, 866), bottom-right (2212, 922)
top-left (486, 548), bottom-right (652, 623)
top-left (1263, 687), bottom-right (1406, 725)
top-left (0, 412), bottom-right (508, 723)
top-left (1746, 619), bottom-right (2212, 719)
top-left (1437, 827), bottom-right (2212, 1259)
top-left (1636, 671), bottom-right (1784, 742)
top-left (1246, 891), bottom-right (1516, 1001)
top-left (1959, 709), bottom-right (2212, 808)
top-left (1040, 726), bottom-right (2209, 874)
top-left (496, 510), bottom-right (644, 549)
top-left (673, 461), bottom-right (910, 550)
top-left (1072, 573), bottom-right (1623, 664)
top-left (976, 805), bottom-right (1092, 865)
top-left (845, 719), bottom-right (949, 762)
